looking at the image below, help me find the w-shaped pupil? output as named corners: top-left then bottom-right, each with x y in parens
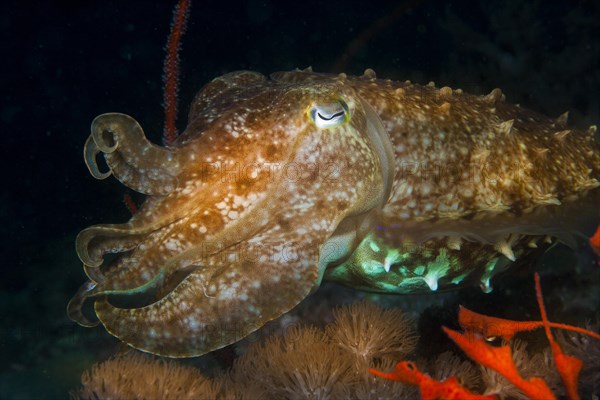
top-left (317, 111), bottom-right (345, 121)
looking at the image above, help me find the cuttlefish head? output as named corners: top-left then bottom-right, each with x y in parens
top-left (68, 71), bottom-right (394, 357)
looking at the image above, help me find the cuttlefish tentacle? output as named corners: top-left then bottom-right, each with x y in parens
top-left (83, 135), bottom-right (111, 179)
top-left (76, 192), bottom-right (217, 272)
top-left (70, 232), bottom-right (191, 328)
top-left (76, 224), bottom-right (148, 268)
top-left (77, 220), bottom-right (196, 290)
top-left (70, 231), bottom-right (201, 328)
top-left (84, 113), bottom-right (183, 195)
top-left (67, 281), bottom-right (99, 327)
top-left (77, 216), bottom-right (212, 299)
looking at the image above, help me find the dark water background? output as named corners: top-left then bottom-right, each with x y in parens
top-left (1, 0), bottom-right (599, 398)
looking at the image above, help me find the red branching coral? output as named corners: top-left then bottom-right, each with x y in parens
top-left (458, 306), bottom-right (600, 342)
top-left (370, 273), bottom-right (600, 400)
top-left (534, 273), bottom-right (582, 400)
top-left (369, 360), bottom-right (494, 400)
top-left (555, 319), bottom-right (600, 394)
top-left (443, 327), bottom-right (557, 400)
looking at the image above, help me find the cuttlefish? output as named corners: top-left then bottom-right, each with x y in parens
top-left (68, 68), bottom-right (600, 357)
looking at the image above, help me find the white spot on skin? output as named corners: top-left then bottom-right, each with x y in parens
top-left (219, 287), bottom-right (236, 300)
top-left (187, 317), bottom-right (201, 330)
top-left (421, 183), bottom-right (431, 195)
top-left (165, 238), bottom-right (181, 251)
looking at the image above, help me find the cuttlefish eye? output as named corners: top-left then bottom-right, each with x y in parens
top-left (308, 98), bottom-right (350, 128)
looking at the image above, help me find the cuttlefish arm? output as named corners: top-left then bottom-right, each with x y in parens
top-left (84, 113), bottom-right (185, 195)
top-left (71, 75), bottom-right (394, 357)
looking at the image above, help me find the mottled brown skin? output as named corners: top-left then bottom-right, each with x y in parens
top-left (69, 68), bottom-right (600, 357)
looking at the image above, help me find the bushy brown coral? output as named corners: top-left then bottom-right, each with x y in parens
top-left (225, 302), bottom-right (424, 399)
top-left (424, 351), bottom-right (481, 391)
top-left (72, 352), bottom-right (216, 400)
top-left (352, 357), bottom-right (418, 400)
top-left (74, 301), bottom-right (422, 399)
top-left (325, 300), bottom-right (419, 364)
top-left (231, 326), bottom-right (357, 399)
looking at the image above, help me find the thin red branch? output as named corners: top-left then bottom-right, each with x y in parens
top-left (163, 0), bottom-right (191, 146)
top-left (458, 306), bottom-right (600, 342)
top-left (535, 273), bottom-right (582, 400)
top-left (122, 194), bottom-right (138, 215)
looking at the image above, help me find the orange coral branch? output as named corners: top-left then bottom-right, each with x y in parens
top-left (163, 0), bottom-right (191, 146)
top-left (535, 273), bottom-right (582, 400)
top-left (458, 306), bottom-right (539, 342)
top-left (589, 222), bottom-right (600, 259)
top-left (371, 273), bottom-right (599, 399)
top-left (443, 327), bottom-right (556, 400)
top-left (458, 306), bottom-right (600, 342)
top-left (369, 361), bottom-right (495, 400)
